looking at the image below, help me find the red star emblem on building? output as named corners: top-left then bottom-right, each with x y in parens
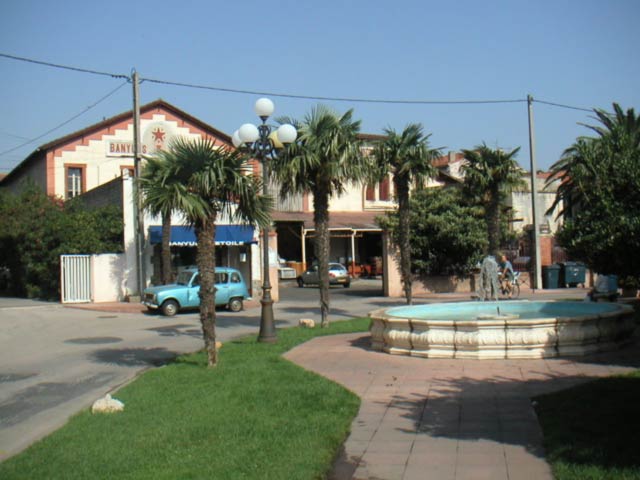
top-left (152, 128), bottom-right (166, 142)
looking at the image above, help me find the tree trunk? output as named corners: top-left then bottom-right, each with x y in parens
top-left (314, 184), bottom-right (331, 328)
top-left (161, 211), bottom-right (173, 284)
top-left (395, 178), bottom-right (413, 305)
top-left (487, 191), bottom-right (501, 255)
top-left (196, 216), bottom-right (218, 367)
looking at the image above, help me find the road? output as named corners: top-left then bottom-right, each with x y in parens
top-left (0, 278), bottom-right (396, 461)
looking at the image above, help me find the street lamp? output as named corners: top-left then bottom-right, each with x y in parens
top-left (233, 98), bottom-right (297, 343)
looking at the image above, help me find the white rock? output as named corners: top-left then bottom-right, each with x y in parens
top-left (299, 318), bottom-right (315, 328)
top-left (91, 394), bottom-right (124, 413)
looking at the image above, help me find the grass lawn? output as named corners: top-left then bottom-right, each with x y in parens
top-left (0, 318), bottom-right (370, 480)
top-left (535, 370), bottom-right (640, 480)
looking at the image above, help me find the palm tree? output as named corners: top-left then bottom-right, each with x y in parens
top-left (584, 103), bottom-right (640, 148)
top-left (461, 144), bottom-right (524, 255)
top-left (372, 124), bottom-right (441, 305)
top-left (272, 105), bottom-right (367, 327)
top-left (547, 103), bottom-right (640, 217)
top-left (161, 137), bottom-right (271, 367)
top-left (139, 156), bottom-right (188, 284)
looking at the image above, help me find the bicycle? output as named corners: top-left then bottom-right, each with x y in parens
top-left (499, 271), bottom-right (521, 299)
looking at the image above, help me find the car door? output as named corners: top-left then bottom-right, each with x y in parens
top-left (186, 273), bottom-right (201, 308)
top-left (214, 272), bottom-right (230, 306)
top-left (228, 271), bottom-right (248, 299)
top-left (303, 265), bottom-right (319, 284)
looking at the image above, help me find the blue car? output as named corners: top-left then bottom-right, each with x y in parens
top-left (143, 267), bottom-right (250, 316)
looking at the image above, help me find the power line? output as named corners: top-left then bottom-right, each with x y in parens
top-left (0, 130), bottom-right (30, 140)
top-left (0, 80), bottom-right (129, 157)
top-left (0, 52), bottom-right (129, 80)
top-left (141, 75), bottom-right (527, 105)
top-left (1, 52), bottom-right (598, 111)
top-left (534, 98), bottom-right (592, 113)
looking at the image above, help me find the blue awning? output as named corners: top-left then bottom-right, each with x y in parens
top-left (149, 225), bottom-right (256, 246)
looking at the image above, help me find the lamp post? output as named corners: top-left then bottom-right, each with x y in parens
top-left (233, 98), bottom-right (297, 343)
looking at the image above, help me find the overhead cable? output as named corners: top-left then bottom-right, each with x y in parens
top-left (140, 76), bottom-right (527, 105)
top-left (2, 52), bottom-right (598, 111)
top-left (0, 80), bottom-right (129, 157)
top-left (534, 99), bottom-right (592, 113)
top-left (0, 52), bottom-right (129, 80)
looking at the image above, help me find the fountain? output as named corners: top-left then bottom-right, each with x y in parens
top-left (369, 301), bottom-right (636, 359)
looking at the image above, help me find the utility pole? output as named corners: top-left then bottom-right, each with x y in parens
top-left (527, 94), bottom-right (542, 290)
top-left (132, 69), bottom-right (145, 298)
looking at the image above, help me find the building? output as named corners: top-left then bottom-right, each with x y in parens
top-left (0, 100), bottom-right (265, 301)
top-left (2, 101), bottom-right (564, 300)
top-left (270, 145), bottom-right (464, 282)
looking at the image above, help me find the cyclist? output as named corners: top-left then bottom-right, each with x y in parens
top-left (499, 254), bottom-right (515, 298)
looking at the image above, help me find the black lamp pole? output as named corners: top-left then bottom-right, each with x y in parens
top-left (255, 118), bottom-right (276, 343)
top-left (234, 99), bottom-right (296, 344)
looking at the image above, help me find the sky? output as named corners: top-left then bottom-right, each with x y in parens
top-left (0, 0), bottom-right (638, 174)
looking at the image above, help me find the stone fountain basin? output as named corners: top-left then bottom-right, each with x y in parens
top-left (369, 300), bottom-right (636, 359)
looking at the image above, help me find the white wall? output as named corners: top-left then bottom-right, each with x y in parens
top-left (91, 253), bottom-right (126, 302)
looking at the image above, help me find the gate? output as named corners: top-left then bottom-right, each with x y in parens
top-left (60, 255), bottom-right (92, 303)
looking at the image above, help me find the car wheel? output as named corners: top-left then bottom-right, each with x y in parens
top-left (297, 277), bottom-right (304, 288)
top-left (343, 281), bottom-right (351, 288)
top-left (161, 299), bottom-right (179, 316)
top-left (228, 297), bottom-right (243, 312)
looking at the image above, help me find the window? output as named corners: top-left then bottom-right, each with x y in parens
top-left (364, 176), bottom-right (393, 203)
top-left (215, 273), bottom-right (229, 284)
top-left (231, 272), bottom-right (241, 283)
top-left (65, 165), bottom-right (85, 199)
top-left (365, 185), bottom-right (375, 201)
top-left (120, 165), bottom-right (135, 178)
top-left (379, 177), bottom-right (390, 201)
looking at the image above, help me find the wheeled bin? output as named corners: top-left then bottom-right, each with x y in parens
top-left (542, 264), bottom-right (561, 289)
top-left (561, 261), bottom-right (586, 287)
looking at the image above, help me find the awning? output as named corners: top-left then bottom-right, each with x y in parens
top-left (149, 225), bottom-right (256, 247)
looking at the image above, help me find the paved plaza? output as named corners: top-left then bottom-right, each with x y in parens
top-left (286, 328), bottom-right (640, 480)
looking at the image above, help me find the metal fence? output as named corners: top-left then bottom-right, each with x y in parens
top-left (60, 255), bottom-right (92, 303)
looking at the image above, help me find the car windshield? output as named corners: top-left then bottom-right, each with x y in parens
top-left (176, 271), bottom-right (194, 285)
top-left (329, 264), bottom-right (344, 271)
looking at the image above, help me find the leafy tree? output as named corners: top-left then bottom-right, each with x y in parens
top-left (139, 156), bottom-right (190, 284)
top-left (548, 103), bottom-right (640, 284)
top-left (461, 144), bottom-right (524, 255)
top-left (0, 184), bottom-right (123, 299)
top-left (378, 187), bottom-right (487, 276)
top-left (272, 106), bottom-right (368, 327)
top-left (371, 123), bottom-right (441, 304)
top-left (159, 138), bottom-right (271, 367)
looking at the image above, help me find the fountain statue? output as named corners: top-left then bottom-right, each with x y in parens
top-left (477, 254), bottom-right (500, 301)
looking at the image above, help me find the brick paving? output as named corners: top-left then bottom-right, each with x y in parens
top-left (285, 329), bottom-right (640, 480)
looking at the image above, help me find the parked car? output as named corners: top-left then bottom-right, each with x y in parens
top-left (297, 263), bottom-right (351, 288)
top-left (143, 267), bottom-right (250, 316)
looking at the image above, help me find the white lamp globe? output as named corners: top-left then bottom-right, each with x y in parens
top-left (254, 98), bottom-right (275, 118)
top-left (238, 123), bottom-right (260, 144)
top-left (232, 130), bottom-right (243, 148)
top-left (276, 123), bottom-right (297, 144)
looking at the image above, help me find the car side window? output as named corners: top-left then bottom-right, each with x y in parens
top-left (191, 274), bottom-right (200, 287)
top-left (231, 272), bottom-right (241, 283)
top-left (215, 273), bottom-right (228, 284)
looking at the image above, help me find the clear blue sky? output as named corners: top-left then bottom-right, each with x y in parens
top-left (1, 0), bottom-right (638, 173)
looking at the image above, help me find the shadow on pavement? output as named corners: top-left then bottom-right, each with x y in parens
top-left (90, 347), bottom-right (182, 367)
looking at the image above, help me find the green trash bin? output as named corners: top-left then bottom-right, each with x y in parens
top-left (562, 261), bottom-right (586, 287)
top-left (542, 264), bottom-right (561, 289)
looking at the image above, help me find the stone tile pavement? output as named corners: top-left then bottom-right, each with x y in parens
top-left (284, 331), bottom-right (640, 480)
